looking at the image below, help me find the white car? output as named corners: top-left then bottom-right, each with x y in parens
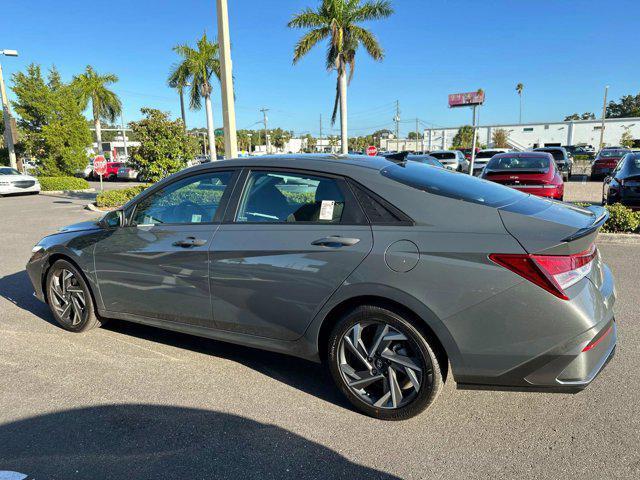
top-left (117, 166), bottom-right (144, 182)
top-left (0, 167), bottom-right (41, 196)
top-left (472, 148), bottom-right (512, 176)
top-left (428, 150), bottom-right (469, 171)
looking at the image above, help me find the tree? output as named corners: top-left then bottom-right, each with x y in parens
top-left (492, 128), bottom-right (509, 148)
top-left (451, 125), bottom-right (475, 148)
top-left (12, 64), bottom-right (92, 175)
top-left (516, 83), bottom-right (524, 124)
top-left (407, 132), bottom-right (423, 140)
top-left (303, 133), bottom-right (317, 152)
top-left (621, 130), bottom-right (635, 148)
top-left (288, 0), bottom-right (393, 154)
top-left (564, 112), bottom-right (596, 121)
top-left (128, 108), bottom-right (197, 182)
top-left (168, 33), bottom-right (222, 160)
top-left (372, 128), bottom-right (392, 138)
top-left (72, 66), bottom-right (122, 153)
top-left (606, 93), bottom-right (640, 119)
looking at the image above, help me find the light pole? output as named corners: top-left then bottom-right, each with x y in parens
top-left (599, 85), bottom-right (609, 150)
top-left (216, 0), bottom-right (238, 159)
top-left (0, 49), bottom-right (19, 170)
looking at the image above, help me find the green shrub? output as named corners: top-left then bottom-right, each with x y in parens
top-left (573, 154), bottom-right (593, 161)
top-left (96, 184), bottom-right (149, 208)
top-left (38, 176), bottom-right (90, 191)
top-left (602, 204), bottom-right (640, 233)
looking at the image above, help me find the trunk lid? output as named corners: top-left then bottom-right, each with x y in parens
top-left (483, 169), bottom-right (550, 186)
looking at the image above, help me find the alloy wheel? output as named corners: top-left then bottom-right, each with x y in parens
top-left (49, 268), bottom-right (87, 326)
top-left (337, 321), bottom-right (429, 409)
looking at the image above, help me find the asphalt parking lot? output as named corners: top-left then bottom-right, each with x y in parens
top-left (0, 179), bottom-right (638, 479)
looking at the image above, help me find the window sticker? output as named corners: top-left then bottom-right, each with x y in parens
top-left (191, 214), bottom-right (202, 223)
top-left (319, 200), bottom-right (335, 220)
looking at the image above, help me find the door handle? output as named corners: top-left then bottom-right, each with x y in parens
top-left (173, 237), bottom-right (207, 248)
top-left (311, 236), bottom-right (360, 247)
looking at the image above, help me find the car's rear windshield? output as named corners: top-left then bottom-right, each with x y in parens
top-left (430, 152), bottom-right (456, 160)
top-left (0, 167), bottom-right (20, 175)
top-left (623, 155), bottom-right (640, 174)
top-left (535, 149), bottom-right (564, 160)
top-left (476, 151), bottom-right (502, 159)
top-left (380, 161), bottom-right (525, 208)
top-left (485, 155), bottom-right (550, 172)
top-left (600, 150), bottom-right (629, 158)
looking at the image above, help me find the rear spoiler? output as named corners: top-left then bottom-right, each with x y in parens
top-left (561, 205), bottom-right (608, 242)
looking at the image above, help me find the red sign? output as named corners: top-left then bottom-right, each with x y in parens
top-left (448, 91), bottom-right (485, 108)
top-left (366, 145), bottom-right (378, 156)
top-left (93, 155), bottom-right (107, 176)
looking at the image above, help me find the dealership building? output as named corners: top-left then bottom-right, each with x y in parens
top-left (419, 117), bottom-right (640, 151)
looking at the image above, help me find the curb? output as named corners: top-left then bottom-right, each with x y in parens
top-left (85, 203), bottom-right (112, 213)
top-left (597, 233), bottom-right (640, 245)
top-left (41, 188), bottom-right (95, 195)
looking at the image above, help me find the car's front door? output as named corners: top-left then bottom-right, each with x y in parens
top-left (209, 169), bottom-right (373, 340)
top-left (94, 170), bottom-right (237, 327)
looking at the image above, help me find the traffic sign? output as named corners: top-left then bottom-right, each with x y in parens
top-left (366, 145), bottom-right (378, 156)
top-left (93, 156), bottom-right (107, 176)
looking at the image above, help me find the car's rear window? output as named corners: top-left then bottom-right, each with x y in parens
top-left (476, 151), bottom-right (502, 159)
top-left (535, 149), bottom-right (564, 161)
top-left (485, 155), bottom-right (551, 172)
top-left (600, 150), bottom-right (629, 158)
top-left (381, 161), bottom-right (525, 208)
top-left (430, 152), bottom-right (456, 160)
top-left (623, 155), bottom-right (640, 174)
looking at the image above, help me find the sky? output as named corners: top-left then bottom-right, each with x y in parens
top-left (3, 0), bottom-right (640, 137)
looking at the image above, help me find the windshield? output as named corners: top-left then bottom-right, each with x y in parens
top-left (381, 160), bottom-right (525, 208)
top-left (623, 155), bottom-right (640, 175)
top-left (476, 151), bottom-right (502, 159)
top-left (535, 149), bottom-right (565, 161)
top-left (599, 150), bottom-right (629, 158)
top-left (0, 167), bottom-right (20, 175)
top-left (430, 152), bottom-right (456, 160)
top-left (407, 155), bottom-right (443, 167)
top-left (485, 155), bottom-right (550, 172)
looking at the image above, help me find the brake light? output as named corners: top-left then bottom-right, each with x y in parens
top-left (489, 245), bottom-right (597, 300)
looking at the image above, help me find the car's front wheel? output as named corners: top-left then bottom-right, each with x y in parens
top-left (46, 260), bottom-right (102, 332)
top-left (327, 305), bottom-right (443, 420)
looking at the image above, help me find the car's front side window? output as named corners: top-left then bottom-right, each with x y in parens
top-left (235, 171), bottom-right (345, 223)
top-left (132, 171), bottom-right (233, 226)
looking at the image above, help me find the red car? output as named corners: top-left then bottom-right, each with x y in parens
top-left (458, 147), bottom-right (480, 161)
top-left (591, 149), bottom-right (631, 180)
top-left (93, 161), bottom-right (124, 181)
top-left (480, 152), bottom-right (564, 200)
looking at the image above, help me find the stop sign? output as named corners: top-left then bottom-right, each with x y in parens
top-left (366, 145), bottom-right (378, 156)
top-left (93, 155), bottom-right (107, 176)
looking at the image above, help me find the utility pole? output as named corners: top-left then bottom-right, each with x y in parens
top-left (0, 49), bottom-right (19, 170)
top-left (120, 113), bottom-right (128, 159)
top-left (415, 118), bottom-right (420, 153)
top-left (469, 105), bottom-right (478, 175)
top-left (260, 108), bottom-right (270, 154)
top-left (216, 0), bottom-right (238, 158)
top-left (393, 100), bottom-right (400, 151)
top-left (599, 85), bottom-right (609, 150)
top-left (319, 114), bottom-right (323, 153)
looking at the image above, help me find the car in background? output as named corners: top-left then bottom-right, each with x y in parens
top-left (117, 166), bottom-right (145, 182)
top-left (458, 147), bottom-right (480, 162)
top-left (533, 147), bottom-right (573, 181)
top-left (481, 152), bottom-right (563, 200)
top-left (0, 166), bottom-right (40, 196)
top-left (563, 145), bottom-right (594, 158)
top-left (406, 154), bottom-right (445, 168)
top-left (590, 148), bottom-right (631, 180)
top-left (471, 148), bottom-right (511, 176)
top-left (428, 150), bottom-right (469, 172)
top-left (602, 153), bottom-right (640, 208)
top-left (93, 161), bottom-right (125, 181)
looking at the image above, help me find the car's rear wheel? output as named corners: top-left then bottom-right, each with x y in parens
top-left (46, 260), bottom-right (102, 332)
top-left (327, 305), bottom-right (442, 420)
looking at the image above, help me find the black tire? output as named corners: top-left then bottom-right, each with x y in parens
top-left (327, 305), bottom-right (443, 420)
top-left (45, 259), bottom-right (104, 332)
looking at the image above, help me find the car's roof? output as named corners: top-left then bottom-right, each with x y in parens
top-left (429, 149), bottom-right (458, 153)
top-left (492, 151), bottom-right (552, 158)
top-left (534, 146), bottom-right (565, 151)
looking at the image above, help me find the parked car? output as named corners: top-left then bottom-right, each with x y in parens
top-left (480, 152), bottom-right (564, 200)
top-left (471, 148), bottom-right (511, 176)
top-left (27, 154), bottom-right (617, 420)
top-left (406, 154), bottom-right (445, 168)
top-left (91, 161), bottom-right (125, 181)
top-left (458, 147), bottom-right (480, 162)
top-left (533, 147), bottom-right (573, 181)
top-left (602, 153), bottom-right (640, 208)
top-left (117, 166), bottom-right (144, 182)
top-left (563, 145), bottom-right (593, 158)
top-left (591, 149), bottom-right (631, 180)
top-left (0, 166), bottom-right (40, 196)
top-left (428, 150), bottom-right (469, 172)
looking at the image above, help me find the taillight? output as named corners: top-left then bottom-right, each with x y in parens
top-left (489, 245), bottom-right (597, 300)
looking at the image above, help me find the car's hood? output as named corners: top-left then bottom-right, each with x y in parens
top-left (0, 174), bottom-right (38, 182)
top-left (57, 221), bottom-right (102, 234)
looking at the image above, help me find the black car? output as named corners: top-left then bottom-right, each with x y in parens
top-left (533, 147), bottom-right (573, 180)
top-left (406, 154), bottom-right (445, 168)
top-left (603, 153), bottom-right (640, 208)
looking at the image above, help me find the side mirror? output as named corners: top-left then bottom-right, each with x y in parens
top-left (100, 209), bottom-right (124, 229)
top-left (603, 176), bottom-right (612, 184)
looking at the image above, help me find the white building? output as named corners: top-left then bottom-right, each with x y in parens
top-left (423, 117), bottom-right (640, 151)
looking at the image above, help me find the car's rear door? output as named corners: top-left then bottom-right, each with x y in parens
top-left (94, 169), bottom-right (238, 327)
top-left (209, 168), bottom-right (373, 340)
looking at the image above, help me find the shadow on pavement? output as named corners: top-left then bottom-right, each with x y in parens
top-left (0, 404), bottom-right (399, 480)
top-left (0, 270), bottom-right (53, 324)
top-left (105, 319), bottom-right (351, 410)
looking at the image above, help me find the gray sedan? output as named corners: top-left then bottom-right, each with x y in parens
top-left (26, 154), bottom-right (616, 420)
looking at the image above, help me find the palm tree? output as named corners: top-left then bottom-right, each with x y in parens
top-left (516, 83), bottom-right (524, 124)
top-left (168, 33), bottom-right (221, 160)
top-left (288, 0), bottom-right (393, 154)
top-left (73, 66), bottom-right (122, 153)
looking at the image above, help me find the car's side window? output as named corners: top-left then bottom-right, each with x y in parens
top-left (235, 171), bottom-right (345, 223)
top-left (132, 171), bottom-right (233, 226)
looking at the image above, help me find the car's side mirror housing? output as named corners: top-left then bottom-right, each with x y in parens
top-left (603, 176), bottom-right (612, 183)
top-left (100, 209), bottom-right (124, 229)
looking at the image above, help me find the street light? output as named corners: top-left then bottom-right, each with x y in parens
top-left (0, 49), bottom-right (19, 170)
